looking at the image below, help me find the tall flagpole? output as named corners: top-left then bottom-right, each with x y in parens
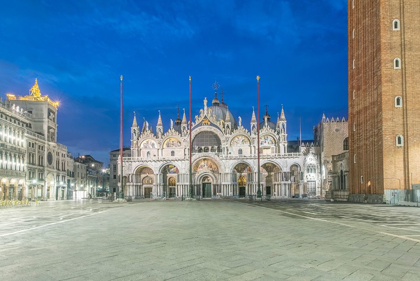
top-left (257, 76), bottom-right (261, 198)
top-left (189, 76), bottom-right (193, 198)
top-left (120, 75), bottom-right (124, 199)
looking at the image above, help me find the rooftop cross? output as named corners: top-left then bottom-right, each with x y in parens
top-left (213, 80), bottom-right (219, 92)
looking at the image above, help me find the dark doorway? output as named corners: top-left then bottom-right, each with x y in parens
top-left (144, 187), bottom-right (152, 198)
top-left (266, 186), bottom-right (272, 196)
top-left (169, 187), bottom-right (176, 198)
top-left (239, 186), bottom-right (246, 197)
top-left (202, 183), bottom-right (212, 198)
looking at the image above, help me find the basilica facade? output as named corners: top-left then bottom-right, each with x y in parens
top-left (120, 91), bottom-right (320, 199)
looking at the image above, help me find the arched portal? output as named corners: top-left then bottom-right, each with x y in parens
top-left (161, 164), bottom-right (179, 198)
top-left (261, 163), bottom-right (281, 197)
top-left (193, 158), bottom-right (220, 198)
top-left (233, 163), bottom-right (253, 197)
top-left (201, 175), bottom-right (213, 198)
top-left (290, 164), bottom-right (301, 198)
top-left (135, 166), bottom-right (154, 198)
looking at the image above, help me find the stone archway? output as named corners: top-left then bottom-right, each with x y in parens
top-left (160, 164), bottom-right (179, 198)
top-left (200, 175), bottom-right (213, 198)
top-left (233, 163), bottom-right (253, 197)
top-left (1, 178), bottom-right (9, 200)
top-left (261, 162), bottom-right (281, 197)
top-left (193, 158), bottom-right (220, 198)
top-left (290, 164), bottom-right (301, 198)
top-left (134, 166), bottom-right (154, 198)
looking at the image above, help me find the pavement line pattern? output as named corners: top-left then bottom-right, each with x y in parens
top-left (0, 211), bottom-right (104, 238)
top-left (247, 203), bottom-right (420, 243)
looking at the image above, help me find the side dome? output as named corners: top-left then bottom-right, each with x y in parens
top-left (260, 111), bottom-right (276, 130)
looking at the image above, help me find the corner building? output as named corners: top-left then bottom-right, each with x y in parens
top-left (120, 91), bottom-right (321, 199)
top-left (348, 0), bottom-right (420, 202)
top-left (3, 80), bottom-right (68, 200)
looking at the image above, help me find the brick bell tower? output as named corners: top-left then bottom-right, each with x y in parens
top-left (348, 0), bottom-right (420, 203)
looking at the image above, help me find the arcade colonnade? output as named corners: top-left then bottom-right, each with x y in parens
top-left (123, 159), bottom-right (306, 199)
top-left (0, 177), bottom-right (68, 201)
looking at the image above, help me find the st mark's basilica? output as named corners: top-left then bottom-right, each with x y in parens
top-left (120, 88), bottom-right (320, 199)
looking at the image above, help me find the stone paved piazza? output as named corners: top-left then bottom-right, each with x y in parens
top-left (1, 200), bottom-right (420, 280)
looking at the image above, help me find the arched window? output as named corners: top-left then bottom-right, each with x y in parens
top-left (343, 137), bottom-right (349, 151)
top-left (171, 151), bottom-right (175, 157)
top-left (193, 131), bottom-right (221, 153)
top-left (354, 154), bottom-right (356, 164)
top-left (396, 135), bottom-right (403, 147)
top-left (395, 96), bottom-right (402, 108)
top-left (394, 58), bottom-right (401, 69)
top-left (393, 19), bottom-right (400, 31)
top-left (353, 90), bottom-right (355, 100)
top-left (147, 151), bottom-right (151, 158)
top-left (238, 148), bottom-right (243, 155)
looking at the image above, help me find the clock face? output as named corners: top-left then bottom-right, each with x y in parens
top-left (47, 152), bottom-right (53, 165)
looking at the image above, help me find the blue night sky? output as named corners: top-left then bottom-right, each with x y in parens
top-left (0, 0), bottom-right (348, 165)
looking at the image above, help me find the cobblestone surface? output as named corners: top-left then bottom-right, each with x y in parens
top-left (1, 199), bottom-right (420, 280)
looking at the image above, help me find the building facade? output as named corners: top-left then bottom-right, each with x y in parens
top-left (2, 79), bottom-right (69, 200)
top-left (1, 79), bottom-right (114, 201)
top-left (348, 0), bottom-right (420, 202)
top-left (314, 114), bottom-right (348, 197)
top-left (119, 91), bottom-right (321, 199)
top-left (0, 100), bottom-right (28, 200)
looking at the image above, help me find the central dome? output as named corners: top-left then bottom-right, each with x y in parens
top-left (207, 92), bottom-right (237, 128)
top-left (208, 105), bottom-right (237, 128)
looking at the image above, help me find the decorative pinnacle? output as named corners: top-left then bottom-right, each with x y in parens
top-left (256, 75), bottom-right (260, 82)
top-left (189, 76), bottom-right (191, 81)
top-left (120, 75), bottom-right (123, 81)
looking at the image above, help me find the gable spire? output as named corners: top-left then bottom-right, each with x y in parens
top-left (251, 106), bottom-right (257, 122)
top-left (132, 111), bottom-right (138, 127)
top-left (157, 110), bottom-right (163, 126)
top-left (182, 108), bottom-right (187, 124)
top-left (280, 104), bottom-right (286, 121)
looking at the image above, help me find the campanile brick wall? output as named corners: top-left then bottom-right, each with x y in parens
top-left (348, 0), bottom-right (420, 199)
